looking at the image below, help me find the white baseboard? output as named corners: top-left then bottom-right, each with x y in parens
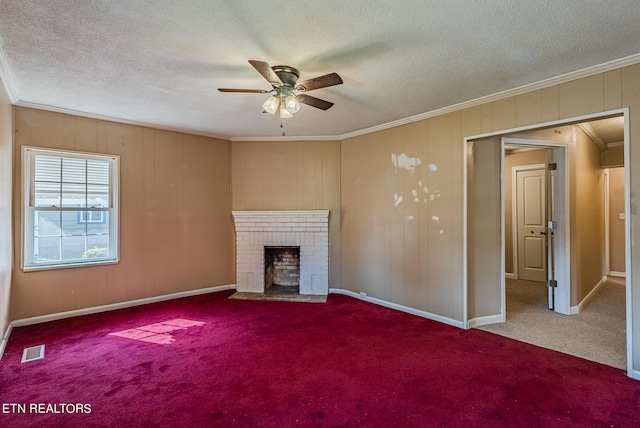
top-left (0, 284), bottom-right (236, 361)
top-left (329, 288), bottom-right (465, 328)
top-left (11, 284), bottom-right (236, 328)
top-left (467, 314), bottom-right (505, 328)
top-left (572, 276), bottom-right (607, 315)
top-left (505, 273), bottom-right (516, 280)
top-left (0, 321), bottom-right (14, 361)
top-left (609, 271), bottom-right (626, 278)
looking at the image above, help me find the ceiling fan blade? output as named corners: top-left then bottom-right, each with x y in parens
top-left (218, 88), bottom-right (271, 93)
top-left (249, 60), bottom-right (283, 87)
top-left (295, 73), bottom-right (343, 92)
top-left (297, 94), bottom-right (334, 111)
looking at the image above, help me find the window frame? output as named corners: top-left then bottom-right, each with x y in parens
top-left (22, 146), bottom-right (120, 271)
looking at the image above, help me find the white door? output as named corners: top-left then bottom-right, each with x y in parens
top-left (516, 168), bottom-right (547, 282)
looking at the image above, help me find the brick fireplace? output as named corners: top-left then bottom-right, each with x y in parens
top-left (232, 210), bottom-right (330, 295)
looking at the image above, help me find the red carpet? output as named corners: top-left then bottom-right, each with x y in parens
top-left (1, 290), bottom-right (639, 427)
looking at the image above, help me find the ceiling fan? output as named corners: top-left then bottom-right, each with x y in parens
top-left (218, 60), bottom-right (343, 119)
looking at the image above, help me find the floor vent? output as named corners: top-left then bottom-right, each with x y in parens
top-left (21, 345), bottom-right (45, 363)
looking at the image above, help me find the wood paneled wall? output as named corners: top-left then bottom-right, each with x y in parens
top-left (341, 118), bottom-right (464, 321)
top-left (11, 108), bottom-right (233, 319)
top-left (0, 78), bottom-right (12, 339)
top-left (231, 140), bottom-right (341, 288)
top-left (608, 167), bottom-right (626, 273)
top-left (341, 65), bottom-right (640, 342)
top-left (466, 138), bottom-right (502, 319)
top-left (574, 127), bottom-right (605, 302)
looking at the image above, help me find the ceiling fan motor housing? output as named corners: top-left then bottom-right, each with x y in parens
top-left (272, 65), bottom-right (300, 93)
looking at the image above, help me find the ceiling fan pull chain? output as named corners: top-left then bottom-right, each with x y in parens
top-left (281, 121), bottom-right (285, 137)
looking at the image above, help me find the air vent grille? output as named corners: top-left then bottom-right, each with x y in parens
top-left (21, 345), bottom-right (45, 363)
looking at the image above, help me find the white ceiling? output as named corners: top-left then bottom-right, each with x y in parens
top-left (1, 0), bottom-right (639, 140)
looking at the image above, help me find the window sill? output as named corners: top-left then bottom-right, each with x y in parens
top-left (22, 259), bottom-right (119, 272)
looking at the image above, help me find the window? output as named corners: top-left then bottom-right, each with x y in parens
top-left (23, 147), bottom-right (119, 270)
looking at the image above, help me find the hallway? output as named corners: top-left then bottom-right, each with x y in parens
top-left (478, 278), bottom-right (626, 370)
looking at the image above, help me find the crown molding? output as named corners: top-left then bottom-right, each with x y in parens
top-left (0, 47), bottom-right (19, 103)
top-left (14, 99), bottom-right (341, 142)
top-left (577, 122), bottom-right (607, 149)
top-left (4, 51), bottom-right (640, 142)
top-left (338, 52), bottom-right (640, 141)
top-left (230, 134), bottom-right (341, 142)
top-left (14, 100), bottom-right (232, 141)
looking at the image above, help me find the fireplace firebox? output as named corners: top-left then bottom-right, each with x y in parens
top-left (265, 246), bottom-right (300, 291)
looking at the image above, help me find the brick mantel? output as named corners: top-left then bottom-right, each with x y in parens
top-left (232, 210), bottom-right (330, 295)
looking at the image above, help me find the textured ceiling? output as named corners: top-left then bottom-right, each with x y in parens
top-left (588, 117), bottom-right (625, 144)
top-left (0, 0), bottom-right (639, 139)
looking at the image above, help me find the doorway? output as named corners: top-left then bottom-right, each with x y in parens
top-left (465, 110), bottom-right (631, 374)
top-left (502, 138), bottom-right (569, 315)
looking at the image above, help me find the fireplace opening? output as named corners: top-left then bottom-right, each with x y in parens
top-left (264, 246), bottom-right (300, 295)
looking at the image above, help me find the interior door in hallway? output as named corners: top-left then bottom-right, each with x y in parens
top-left (516, 168), bottom-right (546, 282)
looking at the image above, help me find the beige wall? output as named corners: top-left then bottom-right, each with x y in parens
top-left (608, 167), bottom-right (626, 273)
top-left (231, 140), bottom-right (341, 288)
top-left (602, 146), bottom-right (624, 167)
top-left (573, 127), bottom-right (605, 303)
top-left (12, 107), bottom-right (234, 319)
top-left (504, 149), bottom-right (548, 274)
top-left (467, 138), bottom-right (502, 319)
top-left (341, 117), bottom-right (464, 320)
top-left (340, 66), bottom-right (640, 373)
top-left (0, 77), bottom-right (12, 340)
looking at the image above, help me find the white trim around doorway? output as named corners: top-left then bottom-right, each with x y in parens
top-left (463, 108), bottom-right (633, 380)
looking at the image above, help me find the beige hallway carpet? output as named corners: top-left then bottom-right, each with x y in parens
top-left (478, 277), bottom-right (626, 370)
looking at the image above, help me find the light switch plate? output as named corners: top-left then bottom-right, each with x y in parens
top-left (619, 213), bottom-right (625, 220)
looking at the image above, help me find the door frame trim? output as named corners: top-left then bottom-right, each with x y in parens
top-left (605, 168), bottom-right (611, 276)
top-left (463, 108), bottom-right (634, 379)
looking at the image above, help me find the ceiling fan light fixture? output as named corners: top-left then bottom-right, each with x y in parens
top-left (263, 95), bottom-right (279, 115)
top-left (279, 103), bottom-right (294, 119)
top-left (285, 94), bottom-right (300, 114)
